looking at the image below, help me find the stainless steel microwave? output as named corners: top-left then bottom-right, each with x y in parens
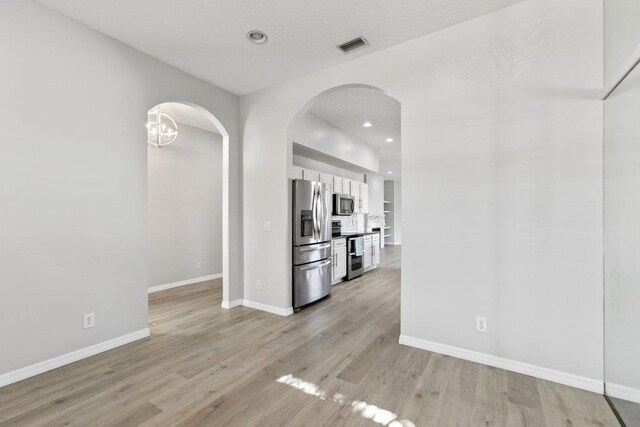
top-left (333, 193), bottom-right (355, 216)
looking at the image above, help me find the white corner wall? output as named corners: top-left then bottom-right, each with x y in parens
top-left (240, 0), bottom-right (604, 388)
top-left (0, 0), bottom-right (242, 382)
top-left (148, 123), bottom-right (223, 289)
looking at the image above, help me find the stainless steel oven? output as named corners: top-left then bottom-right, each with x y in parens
top-left (347, 236), bottom-right (364, 280)
top-left (333, 193), bottom-right (355, 216)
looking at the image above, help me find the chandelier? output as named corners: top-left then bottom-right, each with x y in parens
top-left (146, 107), bottom-right (178, 147)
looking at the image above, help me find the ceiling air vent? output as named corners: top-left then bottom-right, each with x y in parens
top-left (338, 37), bottom-right (369, 54)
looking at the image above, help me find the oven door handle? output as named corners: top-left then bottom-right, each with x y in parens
top-left (299, 260), bottom-right (331, 271)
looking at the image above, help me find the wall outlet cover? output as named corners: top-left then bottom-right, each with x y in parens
top-left (263, 221), bottom-right (272, 232)
top-left (83, 313), bottom-right (95, 329)
top-left (476, 317), bottom-right (487, 333)
top-left (256, 279), bottom-right (262, 290)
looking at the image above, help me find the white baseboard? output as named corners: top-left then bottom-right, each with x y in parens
top-left (0, 328), bottom-right (150, 389)
top-left (221, 299), bottom-right (243, 309)
top-left (607, 383), bottom-right (640, 404)
top-left (242, 299), bottom-right (294, 316)
top-left (398, 335), bottom-right (603, 394)
top-left (385, 242), bottom-right (401, 246)
top-left (148, 273), bottom-right (222, 294)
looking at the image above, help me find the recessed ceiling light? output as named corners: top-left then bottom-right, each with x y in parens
top-left (387, 171), bottom-right (392, 174)
top-left (247, 30), bottom-right (268, 44)
top-left (363, 122), bottom-right (373, 128)
top-left (386, 138), bottom-right (394, 142)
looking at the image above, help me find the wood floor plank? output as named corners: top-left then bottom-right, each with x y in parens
top-left (0, 247), bottom-right (620, 426)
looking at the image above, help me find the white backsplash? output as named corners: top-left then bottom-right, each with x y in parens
top-left (367, 214), bottom-right (384, 230)
top-left (332, 214), bottom-right (363, 232)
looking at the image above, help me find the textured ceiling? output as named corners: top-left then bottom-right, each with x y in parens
top-left (310, 87), bottom-right (401, 178)
top-left (37, 0), bottom-right (523, 95)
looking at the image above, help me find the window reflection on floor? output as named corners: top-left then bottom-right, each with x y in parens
top-left (277, 374), bottom-right (415, 426)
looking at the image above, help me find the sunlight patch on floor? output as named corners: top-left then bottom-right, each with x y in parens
top-left (277, 374), bottom-right (415, 426)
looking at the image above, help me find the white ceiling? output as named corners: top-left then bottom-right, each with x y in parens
top-left (156, 102), bottom-right (220, 134)
top-left (310, 87), bottom-right (401, 178)
top-left (37, 0), bottom-right (523, 95)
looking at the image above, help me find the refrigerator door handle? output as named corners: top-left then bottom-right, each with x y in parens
top-left (315, 186), bottom-right (321, 238)
top-left (300, 259), bottom-right (331, 271)
top-left (317, 186), bottom-right (323, 238)
top-left (299, 244), bottom-right (330, 252)
top-left (310, 185), bottom-right (318, 240)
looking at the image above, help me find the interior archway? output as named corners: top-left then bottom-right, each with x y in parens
top-left (287, 83), bottom-right (402, 311)
top-left (146, 101), bottom-right (233, 309)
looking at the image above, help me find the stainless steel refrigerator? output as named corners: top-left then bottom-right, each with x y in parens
top-left (292, 179), bottom-right (332, 311)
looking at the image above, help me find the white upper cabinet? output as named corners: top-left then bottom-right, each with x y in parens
top-left (349, 180), bottom-right (358, 199)
top-left (290, 166), bottom-right (304, 180)
top-left (360, 183), bottom-right (369, 214)
top-left (290, 167), bottom-right (367, 214)
top-left (334, 176), bottom-right (348, 194)
top-left (302, 169), bottom-right (320, 182)
top-left (320, 173), bottom-right (333, 193)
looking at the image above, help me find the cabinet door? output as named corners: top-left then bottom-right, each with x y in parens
top-left (333, 176), bottom-right (343, 194)
top-left (349, 181), bottom-right (360, 212)
top-left (360, 183), bottom-right (369, 213)
top-left (320, 173), bottom-right (333, 194)
top-left (331, 244), bottom-right (338, 280)
top-left (335, 247), bottom-right (347, 279)
top-left (290, 166), bottom-right (304, 180)
top-left (372, 235), bottom-right (380, 265)
top-left (302, 169), bottom-right (320, 182)
top-left (363, 235), bottom-right (372, 268)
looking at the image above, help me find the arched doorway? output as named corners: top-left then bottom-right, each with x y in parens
top-left (146, 101), bottom-right (233, 310)
top-left (287, 84), bottom-right (402, 310)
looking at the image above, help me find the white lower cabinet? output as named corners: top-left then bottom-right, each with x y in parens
top-left (331, 238), bottom-right (347, 283)
top-left (372, 234), bottom-right (380, 266)
top-left (363, 235), bottom-right (372, 269)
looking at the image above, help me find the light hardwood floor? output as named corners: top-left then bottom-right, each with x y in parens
top-left (0, 247), bottom-right (619, 426)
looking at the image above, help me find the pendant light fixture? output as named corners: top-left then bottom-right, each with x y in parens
top-left (146, 107), bottom-right (178, 147)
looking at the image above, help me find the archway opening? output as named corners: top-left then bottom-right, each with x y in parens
top-left (287, 84), bottom-right (402, 313)
top-left (146, 101), bottom-right (232, 321)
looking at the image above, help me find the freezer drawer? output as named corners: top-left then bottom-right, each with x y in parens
top-left (293, 242), bottom-right (331, 265)
top-left (293, 258), bottom-right (332, 309)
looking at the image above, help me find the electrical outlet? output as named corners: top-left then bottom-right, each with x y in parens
top-left (196, 260), bottom-right (201, 269)
top-left (256, 280), bottom-right (262, 290)
top-left (263, 221), bottom-right (272, 232)
top-left (83, 313), bottom-right (95, 329)
top-left (476, 317), bottom-right (487, 333)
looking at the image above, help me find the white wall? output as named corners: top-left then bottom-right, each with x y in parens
top-left (240, 0), bottom-right (604, 388)
top-left (604, 0), bottom-right (640, 84)
top-left (290, 112), bottom-right (379, 173)
top-left (149, 123), bottom-right (222, 288)
top-left (0, 0), bottom-right (242, 380)
top-left (604, 64), bottom-right (640, 399)
top-left (392, 181), bottom-right (402, 244)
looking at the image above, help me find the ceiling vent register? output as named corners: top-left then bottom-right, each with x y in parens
top-left (338, 37), bottom-right (369, 54)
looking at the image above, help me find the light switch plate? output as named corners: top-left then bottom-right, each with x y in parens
top-left (263, 221), bottom-right (272, 232)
